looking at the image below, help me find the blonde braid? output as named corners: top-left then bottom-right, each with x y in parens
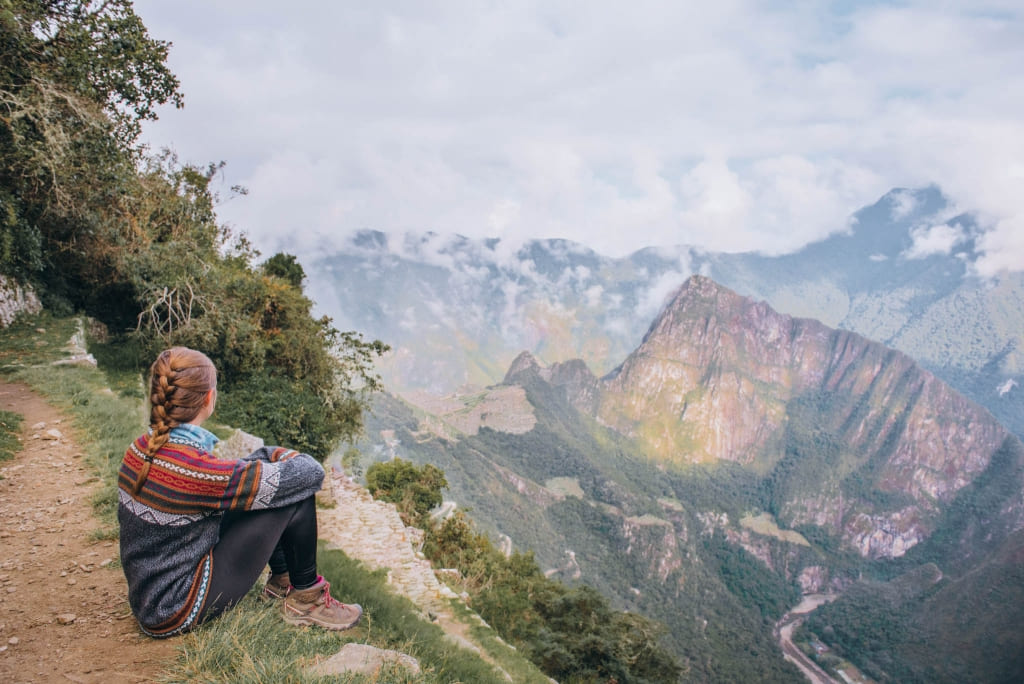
top-left (132, 347), bottom-right (217, 495)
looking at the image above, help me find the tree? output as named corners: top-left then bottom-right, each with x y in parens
top-left (263, 253), bottom-right (306, 289)
top-left (0, 0), bottom-right (182, 286)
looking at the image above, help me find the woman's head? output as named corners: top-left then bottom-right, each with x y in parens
top-left (133, 347), bottom-right (217, 494)
top-left (148, 346), bottom-right (217, 440)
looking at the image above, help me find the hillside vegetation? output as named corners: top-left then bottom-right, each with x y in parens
top-left (1, 0), bottom-right (386, 458)
top-left (359, 382), bottom-right (808, 682)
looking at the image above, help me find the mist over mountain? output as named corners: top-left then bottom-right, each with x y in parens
top-left (307, 186), bottom-right (1024, 440)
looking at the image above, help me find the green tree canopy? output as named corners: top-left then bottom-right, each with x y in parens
top-left (263, 253), bottom-right (306, 289)
top-left (1, 0), bottom-right (182, 284)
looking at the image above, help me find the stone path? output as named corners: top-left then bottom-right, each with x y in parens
top-left (316, 473), bottom-right (506, 671)
top-left (317, 475), bottom-right (463, 617)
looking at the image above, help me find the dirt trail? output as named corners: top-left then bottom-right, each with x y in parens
top-left (0, 382), bottom-right (175, 683)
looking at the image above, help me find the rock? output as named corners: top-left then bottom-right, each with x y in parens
top-left (31, 421), bottom-right (46, 430)
top-left (797, 566), bottom-right (829, 594)
top-left (315, 475), bottom-right (336, 507)
top-left (0, 276), bottom-right (43, 327)
top-left (42, 428), bottom-right (63, 440)
top-left (444, 632), bottom-right (481, 654)
top-left (436, 567), bottom-right (463, 581)
top-left (52, 353), bottom-right (97, 368)
top-left (214, 429), bottom-right (265, 461)
top-left (307, 643), bottom-right (420, 678)
top-left (56, 613), bottom-right (77, 625)
top-left (8, 636), bottom-right (19, 645)
top-left (87, 317), bottom-right (109, 343)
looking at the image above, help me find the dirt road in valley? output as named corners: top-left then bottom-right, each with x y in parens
top-left (775, 594), bottom-right (840, 684)
top-left (0, 382), bottom-right (175, 683)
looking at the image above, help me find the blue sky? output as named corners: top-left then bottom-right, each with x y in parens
top-left (132, 1), bottom-right (1024, 275)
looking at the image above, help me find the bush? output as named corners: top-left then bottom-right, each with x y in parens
top-left (419, 509), bottom-right (683, 684)
top-left (366, 458), bottom-right (448, 527)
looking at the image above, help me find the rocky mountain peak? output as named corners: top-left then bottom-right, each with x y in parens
top-left (590, 276), bottom-right (1014, 558)
top-left (503, 350), bottom-right (542, 383)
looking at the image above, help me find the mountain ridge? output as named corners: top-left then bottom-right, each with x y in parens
top-left (308, 186), bottom-right (1024, 440)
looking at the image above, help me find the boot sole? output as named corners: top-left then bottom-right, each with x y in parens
top-left (282, 608), bottom-right (362, 631)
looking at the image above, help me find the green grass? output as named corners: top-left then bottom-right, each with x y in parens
top-left (163, 544), bottom-right (518, 683)
top-left (0, 313), bottom-right (80, 370)
top-left (0, 408), bottom-right (23, 463)
top-left (449, 600), bottom-right (553, 684)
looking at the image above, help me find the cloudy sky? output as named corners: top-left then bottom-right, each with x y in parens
top-left (132, 1), bottom-right (1024, 275)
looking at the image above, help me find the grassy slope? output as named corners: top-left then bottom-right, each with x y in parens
top-left (0, 313), bottom-right (544, 684)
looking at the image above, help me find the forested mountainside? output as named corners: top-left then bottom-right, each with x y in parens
top-left (356, 276), bottom-right (1024, 683)
top-left (309, 186), bottom-right (1024, 440)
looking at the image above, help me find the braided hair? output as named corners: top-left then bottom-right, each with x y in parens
top-left (132, 347), bottom-right (217, 495)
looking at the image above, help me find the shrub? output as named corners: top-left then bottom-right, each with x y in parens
top-left (365, 458), bottom-right (448, 527)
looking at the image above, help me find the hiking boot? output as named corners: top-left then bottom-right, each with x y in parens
top-left (261, 571), bottom-right (291, 601)
top-left (281, 576), bottom-right (362, 630)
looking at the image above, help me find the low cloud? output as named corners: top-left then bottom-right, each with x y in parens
top-left (889, 190), bottom-right (919, 220)
top-left (904, 223), bottom-right (966, 259)
top-left (134, 1), bottom-right (1024, 272)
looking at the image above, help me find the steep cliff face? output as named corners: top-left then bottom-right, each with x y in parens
top-left (589, 275), bottom-right (1011, 558)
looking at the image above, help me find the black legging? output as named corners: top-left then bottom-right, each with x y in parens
top-left (199, 496), bottom-right (319, 622)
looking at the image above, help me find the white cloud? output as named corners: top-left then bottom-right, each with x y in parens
top-left (132, 1), bottom-right (1024, 271)
top-left (975, 214), bottom-right (1024, 276)
top-left (638, 268), bottom-right (693, 322)
top-left (889, 190), bottom-right (919, 220)
top-left (904, 223), bottom-right (966, 259)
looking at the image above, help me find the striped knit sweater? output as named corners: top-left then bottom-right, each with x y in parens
top-left (117, 424), bottom-right (324, 638)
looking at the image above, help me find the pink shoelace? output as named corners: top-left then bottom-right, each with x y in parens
top-left (319, 580), bottom-right (340, 607)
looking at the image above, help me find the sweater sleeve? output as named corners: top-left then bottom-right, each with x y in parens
top-left (226, 448), bottom-right (324, 510)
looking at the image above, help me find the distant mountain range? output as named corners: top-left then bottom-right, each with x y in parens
top-left (307, 186), bottom-right (1024, 439)
top-left (352, 276), bottom-right (1024, 682)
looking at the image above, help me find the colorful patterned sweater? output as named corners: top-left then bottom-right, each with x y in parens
top-left (117, 424), bottom-right (324, 638)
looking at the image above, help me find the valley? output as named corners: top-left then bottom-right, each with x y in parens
top-left (346, 271), bottom-right (1024, 682)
